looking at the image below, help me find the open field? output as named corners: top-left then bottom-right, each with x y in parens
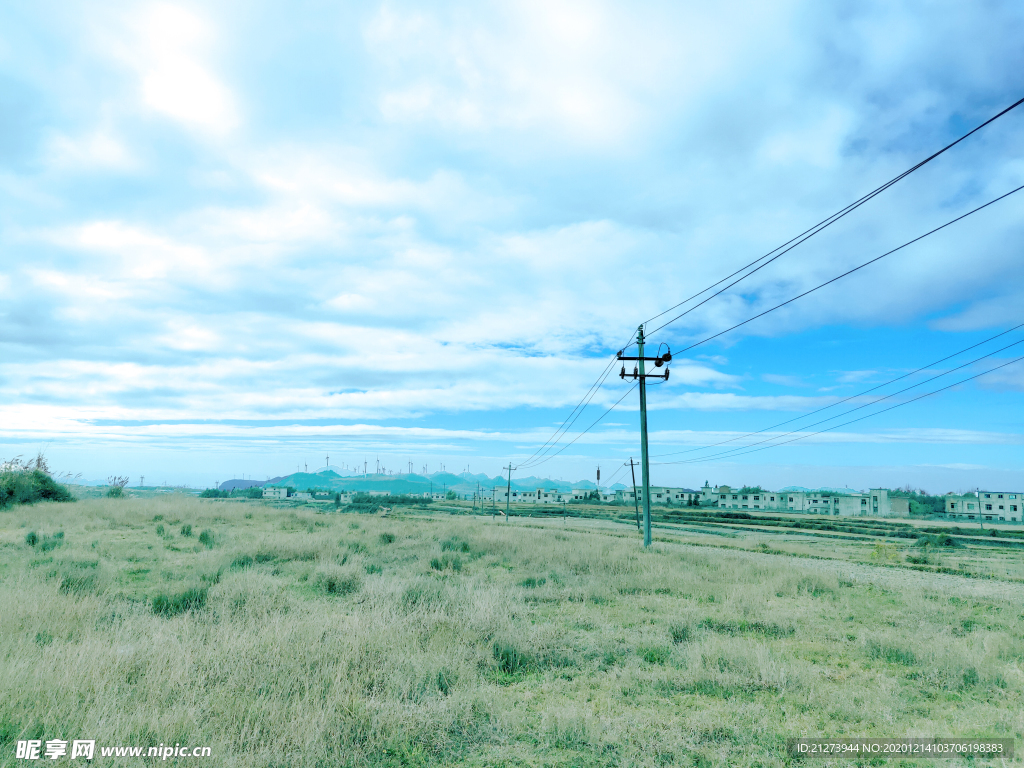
top-left (1, 496), bottom-right (1022, 767)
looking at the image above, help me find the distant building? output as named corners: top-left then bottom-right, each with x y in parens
top-left (616, 487), bottom-right (699, 504)
top-left (262, 488), bottom-right (288, 499)
top-left (712, 486), bottom-right (907, 517)
top-left (945, 491), bottom-right (1021, 523)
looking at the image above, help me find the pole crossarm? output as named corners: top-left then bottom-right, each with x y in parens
top-left (618, 346), bottom-right (672, 382)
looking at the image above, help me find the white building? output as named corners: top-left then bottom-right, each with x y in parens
top-left (712, 485), bottom-right (908, 517)
top-left (946, 491), bottom-right (1021, 523)
top-left (616, 487), bottom-right (700, 504)
top-left (262, 487), bottom-right (289, 499)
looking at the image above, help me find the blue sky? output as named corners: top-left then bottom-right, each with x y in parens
top-left (2, 0), bottom-right (1023, 492)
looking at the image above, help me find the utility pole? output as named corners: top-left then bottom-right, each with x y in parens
top-left (140, 475), bottom-right (145, 487)
top-left (628, 458), bottom-right (641, 533)
top-left (505, 463), bottom-right (513, 521)
top-left (619, 327), bottom-right (671, 547)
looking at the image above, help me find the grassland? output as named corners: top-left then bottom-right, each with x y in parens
top-left (1, 496), bottom-right (1022, 767)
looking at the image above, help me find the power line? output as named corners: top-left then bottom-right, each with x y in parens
top-left (501, 96), bottom-right (1024, 477)
top-left (656, 335), bottom-right (1024, 465)
top-left (512, 356), bottom-right (621, 469)
top-left (516, 384), bottom-right (637, 470)
top-left (642, 95), bottom-right (1024, 336)
top-left (659, 183), bottom-right (1024, 354)
top-left (651, 320), bottom-right (1024, 459)
top-left (653, 354), bottom-right (1024, 466)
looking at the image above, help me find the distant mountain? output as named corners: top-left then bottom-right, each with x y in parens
top-left (262, 469), bottom-right (620, 496)
top-left (219, 479), bottom-right (267, 491)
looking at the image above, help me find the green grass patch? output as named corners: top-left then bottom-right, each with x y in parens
top-left (152, 587), bottom-right (208, 617)
top-left (698, 618), bottom-right (794, 638)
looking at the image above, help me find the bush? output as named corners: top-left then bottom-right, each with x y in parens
top-left (25, 531), bottom-right (38, 546)
top-left (198, 530), bottom-right (215, 548)
top-left (152, 587), bottom-right (208, 617)
top-left (0, 460), bottom-right (75, 509)
top-left (156, 524), bottom-right (165, 536)
top-left (440, 537), bottom-right (471, 553)
top-left (379, 532), bottom-right (396, 544)
top-left (180, 524), bottom-right (192, 537)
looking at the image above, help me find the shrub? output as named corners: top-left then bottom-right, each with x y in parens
top-left (25, 531), bottom-right (39, 547)
top-left (379, 532), bottom-right (396, 544)
top-left (152, 587), bottom-right (208, 617)
top-left (180, 524), bottom-right (192, 537)
top-left (0, 455), bottom-right (75, 509)
top-left (156, 524), bottom-right (165, 536)
top-left (106, 476), bottom-right (129, 498)
top-left (520, 577), bottom-right (546, 588)
top-left (198, 530), bottom-right (215, 548)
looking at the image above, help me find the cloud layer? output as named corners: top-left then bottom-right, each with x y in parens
top-left (2, 0), bottom-right (1023, 488)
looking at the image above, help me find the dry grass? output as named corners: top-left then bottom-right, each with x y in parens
top-left (0, 496), bottom-right (1021, 767)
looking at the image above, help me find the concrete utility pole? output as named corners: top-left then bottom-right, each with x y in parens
top-left (618, 326), bottom-right (671, 547)
top-left (505, 463), bottom-right (513, 521)
top-left (628, 458), bottom-right (641, 533)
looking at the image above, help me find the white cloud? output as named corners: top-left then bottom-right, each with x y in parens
top-left (118, 4), bottom-right (238, 135)
top-left (45, 129), bottom-right (137, 170)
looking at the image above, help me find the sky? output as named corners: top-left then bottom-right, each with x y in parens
top-left (2, 0), bottom-right (1023, 493)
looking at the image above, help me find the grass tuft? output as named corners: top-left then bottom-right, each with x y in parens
top-left (152, 587), bottom-right (208, 617)
top-left (865, 640), bottom-right (916, 666)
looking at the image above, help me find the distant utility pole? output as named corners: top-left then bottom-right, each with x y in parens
top-left (628, 458), bottom-right (641, 533)
top-left (140, 476), bottom-right (145, 487)
top-left (618, 326), bottom-right (671, 547)
top-left (326, 455), bottom-right (329, 468)
top-left (504, 463), bottom-right (513, 521)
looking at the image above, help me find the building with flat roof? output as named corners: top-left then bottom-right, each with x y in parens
top-left (712, 486), bottom-right (907, 517)
top-left (945, 491), bottom-right (1021, 523)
